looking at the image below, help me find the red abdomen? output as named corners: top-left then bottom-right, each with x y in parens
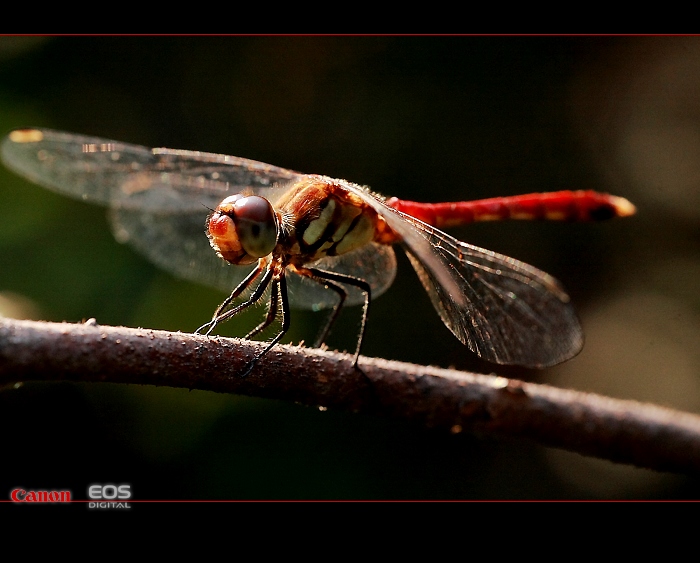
top-left (386, 190), bottom-right (636, 228)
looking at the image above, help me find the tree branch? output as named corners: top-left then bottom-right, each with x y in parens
top-left (2, 317), bottom-right (699, 475)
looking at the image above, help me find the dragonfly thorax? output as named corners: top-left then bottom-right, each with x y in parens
top-left (207, 194), bottom-right (279, 266)
top-left (274, 177), bottom-right (384, 264)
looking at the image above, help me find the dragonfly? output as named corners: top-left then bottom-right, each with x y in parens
top-left (1, 128), bottom-right (636, 371)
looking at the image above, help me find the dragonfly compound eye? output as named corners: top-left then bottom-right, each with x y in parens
top-left (207, 195), bottom-right (278, 265)
top-left (233, 195), bottom-right (278, 258)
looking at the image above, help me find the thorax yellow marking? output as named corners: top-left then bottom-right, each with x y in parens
top-left (276, 176), bottom-right (380, 262)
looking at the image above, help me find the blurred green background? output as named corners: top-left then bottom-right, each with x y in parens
top-left (1, 36), bottom-right (699, 500)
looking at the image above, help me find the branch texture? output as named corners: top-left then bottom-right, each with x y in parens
top-left (2, 317), bottom-right (700, 474)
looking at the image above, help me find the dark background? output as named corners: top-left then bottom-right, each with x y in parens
top-left (1, 36), bottom-right (699, 500)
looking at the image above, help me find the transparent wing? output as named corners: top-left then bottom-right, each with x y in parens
top-left (0, 128), bottom-right (302, 212)
top-left (340, 181), bottom-right (583, 368)
top-left (1, 128), bottom-right (395, 310)
top-left (109, 207), bottom-right (255, 294)
top-left (289, 242), bottom-right (397, 309)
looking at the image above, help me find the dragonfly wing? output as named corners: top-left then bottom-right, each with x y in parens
top-left (339, 180), bottom-right (583, 367)
top-left (402, 215), bottom-right (583, 367)
top-left (110, 207), bottom-right (256, 293)
top-left (2, 127), bottom-right (303, 293)
top-left (1, 128), bottom-right (302, 212)
top-left (287, 242), bottom-right (397, 310)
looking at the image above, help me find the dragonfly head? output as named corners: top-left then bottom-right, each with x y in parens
top-left (207, 194), bottom-right (279, 265)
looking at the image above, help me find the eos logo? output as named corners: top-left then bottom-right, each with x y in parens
top-left (88, 484), bottom-right (131, 500)
top-left (88, 484), bottom-right (132, 509)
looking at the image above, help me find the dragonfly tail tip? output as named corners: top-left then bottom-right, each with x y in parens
top-left (612, 196), bottom-right (637, 217)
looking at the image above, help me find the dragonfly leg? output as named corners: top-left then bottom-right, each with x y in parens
top-left (241, 275), bottom-right (290, 377)
top-left (305, 267), bottom-right (371, 367)
top-left (312, 279), bottom-right (347, 348)
top-left (196, 260), bottom-right (267, 335)
top-left (196, 265), bottom-right (273, 336)
top-left (244, 280), bottom-right (280, 340)
top-left (292, 266), bottom-right (348, 348)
